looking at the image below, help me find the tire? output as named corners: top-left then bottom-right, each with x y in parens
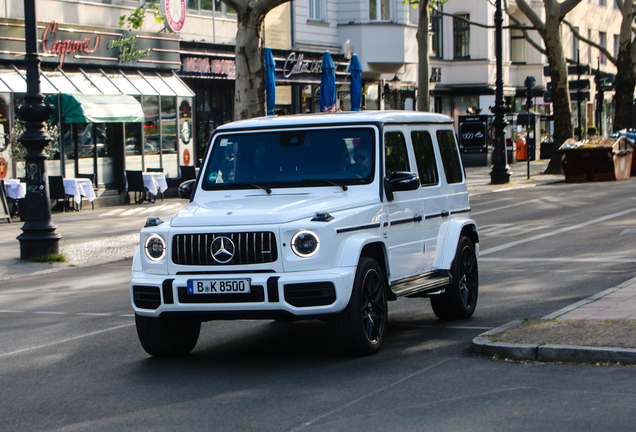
top-left (430, 235), bottom-right (479, 320)
top-left (135, 314), bottom-right (201, 357)
top-left (328, 257), bottom-right (388, 356)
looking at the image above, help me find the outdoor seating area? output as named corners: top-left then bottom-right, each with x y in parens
top-left (49, 175), bottom-right (96, 212)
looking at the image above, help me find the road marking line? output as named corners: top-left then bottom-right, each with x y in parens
top-left (470, 198), bottom-right (510, 208)
top-left (291, 358), bottom-right (452, 432)
top-left (120, 314), bottom-right (135, 317)
top-left (0, 310), bottom-right (23, 313)
top-left (480, 206), bottom-right (636, 256)
top-left (480, 257), bottom-right (636, 263)
top-left (76, 313), bottom-right (112, 316)
top-left (471, 198), bottom-right (546, 216)
top-left (99, 209), bottom-right (125, 217)
top-left (445, 326), bottom-right (494, 330)
top-left (33, 311), bottom-right (67, 315)
top-left (120, 208), bottom-right (146, 216)
top-left (0, 323), bottom-right (134, 358)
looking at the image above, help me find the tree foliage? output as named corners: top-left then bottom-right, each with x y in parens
top-left (118, 2), bottom-right (165, 30)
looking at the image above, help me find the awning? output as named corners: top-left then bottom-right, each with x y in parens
top-left (45, 94), bottom-right (145, 123)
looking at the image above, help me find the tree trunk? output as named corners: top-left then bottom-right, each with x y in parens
top-left (416, 0), bottom-right (431, 112)
top-left (542, 20), bottom-right (571, 174)
top-left (234, 11), bottom-right (266, 120)
top-left (613, 4), bottom-right (636, 132)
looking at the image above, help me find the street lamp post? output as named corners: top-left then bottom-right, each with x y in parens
top-left (16, 0), bottom-right (60, 259)
top-left (489, 0), bottom-right (511, 184)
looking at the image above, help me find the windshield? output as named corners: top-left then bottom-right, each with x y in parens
top-left (201, 127), bottom-right (375, 191)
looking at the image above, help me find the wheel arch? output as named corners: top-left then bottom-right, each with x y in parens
top-left (433, 218), bottom-right (479, 271)
top-left (338, 234), bottom-right (392, 300)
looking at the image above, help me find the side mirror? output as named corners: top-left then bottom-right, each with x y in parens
top-left (384, 171), bottom-right (420, 201)
top-left (178, 179), bottom-right (196, 200)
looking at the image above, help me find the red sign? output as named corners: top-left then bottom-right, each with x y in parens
top-left (163, 0), bottom-right (186, 32)
top-left (42, 21), bottom-right (100, 67)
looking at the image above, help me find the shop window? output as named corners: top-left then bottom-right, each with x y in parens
top-left (436, 130), bottom-right (463, 184)
top-left (453, 14), bottom-right (470, 59)
top-left (161, 96), bottom-right (179, 178)
top-left (143, 95), bottom-right (160, 171)
top-left (369, 0), bottom-right (390, 21)
top-left (411, 131), bottom-right (439, 186)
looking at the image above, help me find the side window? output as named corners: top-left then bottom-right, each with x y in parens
top-left (384, 132), bottom-right (410, 178)
top-left (411, 131), bottom-right (439, 186)
top-left (436, 130), bottom-right (463, 184)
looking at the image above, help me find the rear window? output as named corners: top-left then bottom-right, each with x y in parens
top-left (436, 130), bottom-right (463, 184)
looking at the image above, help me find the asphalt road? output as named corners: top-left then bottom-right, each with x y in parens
top-left (1, 179), bottom-right (636, 431)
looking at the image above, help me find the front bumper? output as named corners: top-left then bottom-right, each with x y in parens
top-left (130, 267), bottom-right (357, 319)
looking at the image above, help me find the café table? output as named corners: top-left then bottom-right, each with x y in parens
top-left (63, 177), bottom-right (96, 207)
top-left (142, 172), bottom-right (168, 199)
top-left (4, 179), bottom-right (26, 200)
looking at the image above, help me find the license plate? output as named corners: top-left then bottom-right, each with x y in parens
top-left (187, 278), bottom-right (251, 294)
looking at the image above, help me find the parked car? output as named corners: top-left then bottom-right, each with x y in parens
top-left (131, 111), bottom-right (480, 356)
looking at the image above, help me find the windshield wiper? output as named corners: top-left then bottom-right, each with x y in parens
top-left (230, 182), bottom-right (272, 194)
top-left (300, 179), bottom-right (348, 192)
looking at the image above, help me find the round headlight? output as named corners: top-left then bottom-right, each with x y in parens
top-left (291, 230), bottom-right (320, 257)
top-left (144, 234), bottom-right (166, 261)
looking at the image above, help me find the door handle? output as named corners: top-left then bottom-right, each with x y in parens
top-left (441, 210), bottom-right (450, 217)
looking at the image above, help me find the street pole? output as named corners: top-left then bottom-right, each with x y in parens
top-left (16, 0), bottom-right (60, 259)
top-left (577, 49), bottom-right (581, 140)
top-left (489, 0), bottom-right (511, 184)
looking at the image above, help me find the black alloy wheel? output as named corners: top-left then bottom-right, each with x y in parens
top-left (430, 235), bottom-right (478, 319)
top-left (328, 257), bottom-right (388, 356)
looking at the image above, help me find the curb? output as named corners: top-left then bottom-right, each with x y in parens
top-left (472, 277), bottom-right (636, 366)
top-left (0, 255), bottom-right (134, 282)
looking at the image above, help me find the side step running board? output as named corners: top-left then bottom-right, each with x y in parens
top-left (390, 271), bottom-right (451, 298)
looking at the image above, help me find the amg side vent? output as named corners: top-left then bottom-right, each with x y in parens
top-left (172, 232), bottom-right (278, 266)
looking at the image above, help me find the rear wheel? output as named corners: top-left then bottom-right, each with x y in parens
top-left (135, 314), bottom-right (201, 357)
top-left (328, 257), bottom-right (387, 356)
top-left (430, 235), bottom-right (478, 320)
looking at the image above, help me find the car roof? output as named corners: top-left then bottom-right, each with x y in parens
top-left (215, 110), bottom-right (454, 132)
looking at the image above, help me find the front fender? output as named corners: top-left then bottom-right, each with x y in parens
top-left (338, 232), bottom-right (387, 268)
top-left (432, 218), bottom-right (478, 271)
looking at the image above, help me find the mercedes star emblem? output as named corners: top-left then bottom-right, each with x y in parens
top-left (210, 236), bottom-right (235, 264)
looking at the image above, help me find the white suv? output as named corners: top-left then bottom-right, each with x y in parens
top-left (131, 111), bottom-right (479, 356)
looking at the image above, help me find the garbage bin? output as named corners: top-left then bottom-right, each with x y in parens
top-left (612, 136), bottom-right (633, 180)
top-left (515, 136), bottom-right (527, 161)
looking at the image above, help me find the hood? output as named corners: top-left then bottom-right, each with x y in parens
top-left (171, 190), bottom-right (379, 227)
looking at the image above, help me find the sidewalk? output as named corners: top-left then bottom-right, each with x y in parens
top-left (5, 161), bottom-right (635, 365)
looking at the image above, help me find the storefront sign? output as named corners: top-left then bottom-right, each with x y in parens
top-left (0, 18), bottom-right (180, 70)
top-left (42, 21), bottom-right (100, 67)
top-left (180, 57), bottom-right (236, 78)
top-left (108, 36), bottom-right (152, 63)
top-left (283, 52), bottom-right (322, 78)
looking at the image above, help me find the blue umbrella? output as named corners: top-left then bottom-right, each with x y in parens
top-left (264, 48), bottom-right (276, 116)
top-left (320, 51), bottom-right (336, 112)
top-left (349, 54), bottom-right (362, 111)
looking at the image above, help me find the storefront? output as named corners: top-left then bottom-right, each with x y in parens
top-left (177, 42), bottom-right (350, 158)
top-left (0, 18), bottom-right (195, 192)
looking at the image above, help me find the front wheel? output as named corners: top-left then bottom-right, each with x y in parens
top-left (430, 235), bottom-right (478, 320)
top-left (135, 314), bottom-right (201, 357)
top-left (328, 257), bottom-right (388, 356)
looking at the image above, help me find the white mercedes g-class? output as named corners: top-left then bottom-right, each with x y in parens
top-left (131, 111), bottom-right (479, 356)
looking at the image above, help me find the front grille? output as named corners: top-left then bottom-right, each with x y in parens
top-left (172, 232), bottom-right (278, 266)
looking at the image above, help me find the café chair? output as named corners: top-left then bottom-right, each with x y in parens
top-left (180, 165), bottom-right (196, 181)
top-left (49, 175), bottom-right (74, 212)
top-left (126, 170), bottom-right (148, 204)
